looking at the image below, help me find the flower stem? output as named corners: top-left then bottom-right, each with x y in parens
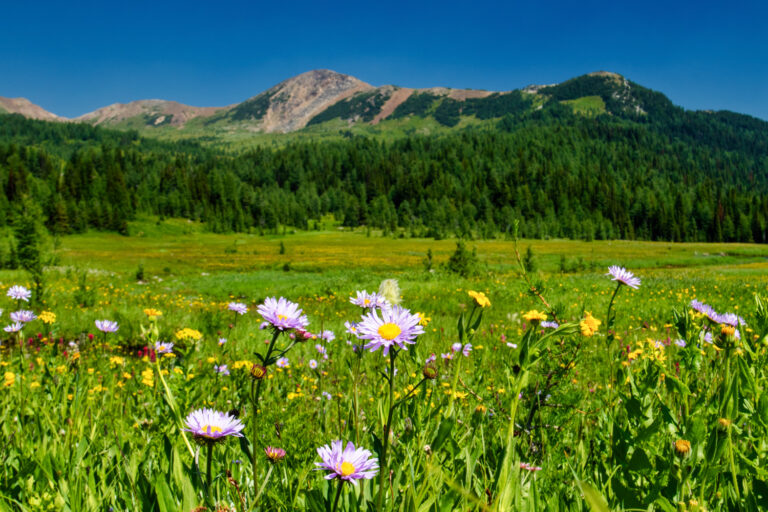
top-left (252, 329), bottom-right (281, 501)
top-left (331, 479), bottom-right (344, 512)
top-left (376, 350), bottom-right (397, 512)
top-left (205, 442), bottom-right (214, 507)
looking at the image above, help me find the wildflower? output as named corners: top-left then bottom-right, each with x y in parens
top-left (378, 279), bottom-right (401, 306)
top-left (321, 330), bottom-right (335, 342)
top-left (462, 344), bottom-right (473, 357)
top-left (416, 312), bottom-right (431, 326)
top-left (674, 339), bottom-right (686, 348)
top-left (154, 341), bottom-right (174, 354)
top-left (265, 446), bottom-right (286, 463)
top-left (350, 291), bottom-right (389, 309)
top-left (674, 439), bottom-right (691, 457)
top-left (175, 328), bottom-right (202, 341)
top-left (467, 290), bottom-right (491, 308)
top-left (143, 308), bottom-right (162, 318)
top-left (228, 302), bottom-right (248, 315)
top-left (718, 418), bottom-right (732, 430)
top-left (4, 371), bottom-right (15, 387)
top-left (95, 320), bottom-right (119, 333)
top-left (183, 408), bottom-right (244, 443)
top-left (218, 337), bottom-right (227, 345)
top-left (441, 352), bottom-right (453, 360)
top-left (357, 305), bottom-right (424, 355)
top-left (523, 310), bottom-right (547, 325)
top-left (315, 440), bottom-right (379, 483)
top-left (344, 321), bottom-right (360, 337)
top-left (506, 342), bottom-right (518, 349)
top-left (39, 311), bottom-right (56, 324)
top-left (606, 266), bottom-right (641, 289)
top-left (579, 312), bottom-right (601, 337)
top-left (322, 391), bottom-right (332, 401)
top-left (309, 359), bottom-right (318, 369)
top-left (425, 353), bottom-right (436, 364)
top-left (520, 462), bottom-right (543, 471)
top-left (451, 342), bottom-right (463, 353)
top-left (541, 321), bottom-right (559, 329)
top-left (7, 286), bottom-right (31, 302)
top-left (4, 322), bottom-right (23, 333)
top-left (250, 364), bottom-right (267, 380)
top-left (257, 297), bottom-right (308, 331)
top-left (423, 364), bottom-right (438, 380)
top-left (10, 310), bottom-right (36, 323)
top-left (214, 364), bottom-right (230, 376)
top-left (276, 357), bottom-right (289, 368)
top-left (315, 344), bottom-right (326, 355)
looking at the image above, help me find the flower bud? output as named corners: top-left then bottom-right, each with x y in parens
top-left (674, 439), bottom-right (691, 458)
top-left (250, 364), bottom-right (267, 380)
top-left (423, 364), bottom-right (438, 380)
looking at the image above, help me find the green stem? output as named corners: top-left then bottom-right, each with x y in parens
top-left (206, 442), bottom-right (214, 507)
top-left (331, 478), bottom-right (344, 512)
top-left (376, 351), bottom-right (397, 512)
top-left (252, 329), bottom-right (281, 501)
top-left (353, 353), bottom-right (361, 445)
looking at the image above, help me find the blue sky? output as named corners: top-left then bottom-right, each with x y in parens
top-left (2, 0), bottom-right (767, 119)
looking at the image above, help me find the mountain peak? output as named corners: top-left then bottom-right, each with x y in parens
top-left (75, 100), bottom-right (226, 127)
top-left (0, 96), bottom-right (64, 121)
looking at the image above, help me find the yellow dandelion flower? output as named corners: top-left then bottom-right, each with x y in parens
top-left (580, 312), bottom-right (601, 337)
top-left (468, 290), bottom-right (491, 308)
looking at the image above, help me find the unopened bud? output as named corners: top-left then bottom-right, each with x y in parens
top-left (251, 364), bottom-right (267, 380)
top-left (423, 364), bottom-right (438, 380)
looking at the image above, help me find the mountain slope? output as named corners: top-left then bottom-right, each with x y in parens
top-left (75, 100), bottom-right (226, 129)
top-left (0, 97), bottom-right (64, 122)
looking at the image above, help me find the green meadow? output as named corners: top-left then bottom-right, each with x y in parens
top-left (2, 222), bottom-right (768, 511)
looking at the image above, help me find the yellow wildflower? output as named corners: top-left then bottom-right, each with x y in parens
top-left (175, 328), bottom-right (203, 341)
top-left (144, 308), bottom-right (162, 319)
top-left (580, 312), bottom-right (601, 337)
top-left (523, 310), bottom-right (547, 324)
top-left (674, 439), bottom-right (691, 457)
top-left (468, 290), bottom-right (491, 308)
top-left (4, 372), bottom-right (15, 387)
top-left (39, 311), bottom-right (56, 324)
top-left (416, 312), bottom-right (431, 326)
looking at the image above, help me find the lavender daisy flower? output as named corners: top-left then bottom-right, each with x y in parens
top-left (606, 266), bottom-right (641, 289)
top-left (315, 440), bottom-right (379, 484)
top-left (10, 310), bottom-right (36, 323)
top-left (349, 291), bottom-right (389, 309)
top-left (228, 302), bottom-right (248, 315)
top-left (257, 297), bottom-right (308, 331)
top-left (702, 332), bottom-right (714, 344)
top-left (183, 408), bottom-right (244, 443)
top-left (357, 305), bottom-right (424, 355)
top-left (276, 357), bottom-right (289, 368)
top-left (309, 359), bottom-right (318, 369)
top-left (716, 312), bottom-right (746, 328)
top-left (425, 353), bottom-right (436, 364)
top-left (321, 330), bottom-right (335, 342)
top-left (344, 321), bottom-right (360, 337)
top-left (462, 343), bottom-right (473, 357)
top-left (154, 341), bottom-right (174, 354)
top-left (674, 339), bottom-right (686, 348)
top-left (4, 322), bottom-right (22, 333)
top-left (315, 344), bottom-right (326, 355)
top-left (541, 321), bottom-right (559, 329)
top-left (218, 337), bottom-right (227, 345)
top-left (7, 286), bottom-right (31, 302)
top-left (214, 364), bottom-right (230, 376)
top-left (322, 391), bottom-right (332, 401)
top-left (441, 352), bottom-right (453, 360)
top-left (95, 320), bottom-right (119, 333)
top-left (451, 342), bottom-right (462, 353)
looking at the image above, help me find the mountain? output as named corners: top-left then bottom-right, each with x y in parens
top-left (0, 97), bottom-right (63, 122)
top-left (75, 100), bottom-right (227, 129)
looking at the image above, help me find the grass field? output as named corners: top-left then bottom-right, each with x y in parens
top-left (2, 222), bottom-right (767, 511)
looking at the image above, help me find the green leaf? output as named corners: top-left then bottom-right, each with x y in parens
top-left (431, 417), bottom-right (455, 452)
top-left (577, 481), bottom-right (610, 512)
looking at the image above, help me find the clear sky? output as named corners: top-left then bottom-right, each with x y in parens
top-left (2, 0), bottom-right (767, 120)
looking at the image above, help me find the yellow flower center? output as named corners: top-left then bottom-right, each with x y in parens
top-left (364, 299), bottom-right (371, 305)
top-left (340, 461), bottom-right (356, 476)
top-left (378, 323), bottom-right (401, 340)
top-left (277, 314), bottom-right (287, 321)
top-left (202, 425), bottom-right (222, 437)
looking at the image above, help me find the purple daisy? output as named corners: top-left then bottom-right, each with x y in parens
top-left (715, 312), bottom-right (745, 328)
top-left (265, 446), bottom-right (286, 463)
top-left (356, 305), bottom-right (424, 355)
top-left (10, 310), bottom-right (36, 323)
top-left (7, 286), bottom-right (31, 302)
top-left (349, 291), bottom-right (389, 309)
top-left (95, 320), bottom-right (119, 333)
top-left (154, 341), bottom-right (174, 354)
top-left (183, 408), bottom-right (244, 442)
top-left (541, 321), bottom-right (559, 329)
top-left (606, 266), bottom-right (641, 289)
top-left (4, 322), bottom-right (22, 333)
top-left (315, 440), bottom-right (379, 484)
top-left (309, 359), bottom-right (318, 369)
top-left (228, 302), bottom-right (248, 315)
top-left (276, 357), bottom-right (289, 368)
top-left (321, 330), bottom-right (335, 342)
top-left (344, 321), bottom-right (360, 337)
top-left (257, 297), bottom-right (308, 331)
top-left (214, 364), bottom-right (230, 375)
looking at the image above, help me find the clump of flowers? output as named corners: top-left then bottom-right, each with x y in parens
top-left (39, 311), bottom-right (56, 324)
top-left (175, 328), bottom-right (203, 341)
top-left (350, 290), bottom-right (389, 309)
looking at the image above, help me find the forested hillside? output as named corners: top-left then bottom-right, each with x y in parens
top-left (0, 89), bottom-right (766, 244)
